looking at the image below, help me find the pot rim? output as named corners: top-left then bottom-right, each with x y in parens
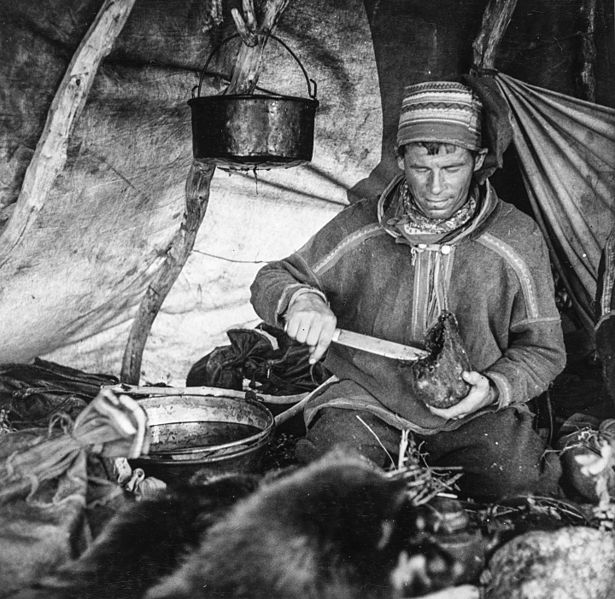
top-left (188, 93), bottom-right (319, 106)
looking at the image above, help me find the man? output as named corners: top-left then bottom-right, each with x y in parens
top-left (250, 81), bottom-right (566, 499)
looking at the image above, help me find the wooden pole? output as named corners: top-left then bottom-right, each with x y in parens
top-left (120, 0), bottom-right (291, 384)
top-left (472, 0), bottom-right (518, 70)
top-left (577, 0), bottom-right (597, 102)
top-left (228, 0), bottom-right (291, 94)
top-left (0, 0), bottom-right (137, 269)
top-left (120, 161), bottom-right (215, 383)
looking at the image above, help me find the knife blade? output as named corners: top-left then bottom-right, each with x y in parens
top-left (331, 328), bottom-right (429, 361)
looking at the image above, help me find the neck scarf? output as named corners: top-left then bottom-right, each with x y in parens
top-left (388, 181), bottom-right (478, 245)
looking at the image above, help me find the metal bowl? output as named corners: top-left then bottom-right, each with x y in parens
top-left (131, 394), bottom-right (274, 484)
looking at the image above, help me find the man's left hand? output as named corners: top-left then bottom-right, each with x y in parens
top-left (428, 371), bottom-right (497, 421)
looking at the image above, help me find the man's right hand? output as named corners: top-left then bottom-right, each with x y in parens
top-left (284, 292), bottom-right (337, 364)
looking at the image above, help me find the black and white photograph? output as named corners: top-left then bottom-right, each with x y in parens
top-left (0, 1), bottom-right (614, 597)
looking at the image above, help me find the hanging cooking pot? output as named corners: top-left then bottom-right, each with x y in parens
top-left (189, 34), bottom-right (319, 170)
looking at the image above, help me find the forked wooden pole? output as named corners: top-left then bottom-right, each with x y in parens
top-left (120, 0), bottom-right (291, 384)
top-left (472, 0), bottom-right (518, 70)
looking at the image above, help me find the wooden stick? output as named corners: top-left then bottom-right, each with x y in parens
top-left (227, 0), bottom-right (290, 94)
top-left (120, 161), bottom-right (215, 383)
top-left (104, 383), bottom-right (247, 399)
top-left (242, 0), bottom-right (258, 32)
top-left (472, 0), bottom-right (518, 70)
top-left (273, 376), bottom-right (337, 427)
top-left (577, 0), bottom-right (597, 102)
top-left (232, 2), bottom-right (258, 47)
top-left (0, 0), bottom-right (137, 268)
top-left (273, 392), bottom-right (313, 427)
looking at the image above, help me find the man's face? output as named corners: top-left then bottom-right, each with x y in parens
top-left (397, 144), bottom-right (486, 220)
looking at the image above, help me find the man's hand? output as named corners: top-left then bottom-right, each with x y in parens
top-left (284, 293), bottom-right (337, 364)
top-left (428, 371), bottom-right (497, 421)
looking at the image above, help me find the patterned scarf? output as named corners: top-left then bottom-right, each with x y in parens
top-left (387, 180), bottom-right (478, 244)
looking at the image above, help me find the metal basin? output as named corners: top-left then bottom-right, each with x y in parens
top-left (131, 394), bottom-right (274, 485)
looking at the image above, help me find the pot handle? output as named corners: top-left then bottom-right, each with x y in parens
top-left (193, 33), bottom-right (318, 100)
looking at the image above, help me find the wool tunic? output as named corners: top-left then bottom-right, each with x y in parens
top-left (250, 177), bottom-right (566, 434)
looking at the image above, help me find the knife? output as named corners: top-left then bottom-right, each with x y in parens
top-left (331, 328), bottom-right (429, 361)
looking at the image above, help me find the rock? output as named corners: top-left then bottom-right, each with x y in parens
top-left (484, 526), bottom-right (615, 599)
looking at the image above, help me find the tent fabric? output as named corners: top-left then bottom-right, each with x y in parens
top-left (0, 0), bottom-right (381, 383)
top-left (494, 73), bottom-right (615, 331)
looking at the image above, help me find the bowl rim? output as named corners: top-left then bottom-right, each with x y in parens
top-left (138, 394), bottom-right (275, 459)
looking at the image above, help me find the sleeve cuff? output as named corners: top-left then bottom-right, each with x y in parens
top-left (485, 371), bottom-right (513, 409)
top-left (275, 285), bottom-right (328, 322)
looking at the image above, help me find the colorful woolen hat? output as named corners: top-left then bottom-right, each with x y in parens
top-left (397, 81), bottom-right (483, 151)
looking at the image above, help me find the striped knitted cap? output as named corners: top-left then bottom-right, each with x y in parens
top-left (397, 81), bottom-right (483, 151)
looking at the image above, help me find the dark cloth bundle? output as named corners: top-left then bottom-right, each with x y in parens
top-left (0, 358), bottom-right (119, 429)
top-left (186, 323), bottom-right (331, 396)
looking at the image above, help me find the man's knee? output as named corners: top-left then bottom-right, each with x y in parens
top-left (432, 409), bottom-right (561, 499)
top-left (295, 408), bottom-right (396, 468)
top-left (479, 456), bottom-right (542, 497)
top-left (295, 437), bottom-right (389, 467)
top-left (481, 446), bottom-right (561, 500)
top-left (472, 448), bottom-right (561, 498)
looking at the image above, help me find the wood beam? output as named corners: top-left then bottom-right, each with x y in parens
top-left (577, 0), bottom-right (597, 102)
top-left (0, 0), bottom-right (137, 268)
top-left (472, 0), bottom-right (518, 71)
top-left (121, 161), bottom-right (215, 383)
top-left (228, 0), bottom-right (290, 94)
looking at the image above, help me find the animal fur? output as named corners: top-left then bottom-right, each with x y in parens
top-left (147, 453), bottom-right (459, 599)
top-left (15, 452), bottom-right (463, 599)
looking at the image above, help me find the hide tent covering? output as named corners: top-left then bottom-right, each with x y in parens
top-left (495, 73), bottom-right (615, 332)
top-left (0, 0), bottom-right (382, 382)
top-left (0, 0), bottom-right (613, 384)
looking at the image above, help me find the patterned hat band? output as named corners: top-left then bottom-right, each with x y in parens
top-left (397, 82), bottom-right (483, 151)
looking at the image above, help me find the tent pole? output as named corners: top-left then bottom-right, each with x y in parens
top-left (228, 0), bottom-right (291, 94)
top-left (121, 161), bottom-right (215, 384)
top-left (472, 0), bottom-right (518, 70)
top-left (577, 0), bottom-right (597, 102)
top-left (0, 0), bottom-right (137, 268)
top-left (120, 0), bottom-right (291, 384)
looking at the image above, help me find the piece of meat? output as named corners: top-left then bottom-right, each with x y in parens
top-left (405, 311), bottom-right (472, 408)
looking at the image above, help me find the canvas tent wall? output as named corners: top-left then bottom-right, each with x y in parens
top-left (0, 0), bottom-right (613, 385)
